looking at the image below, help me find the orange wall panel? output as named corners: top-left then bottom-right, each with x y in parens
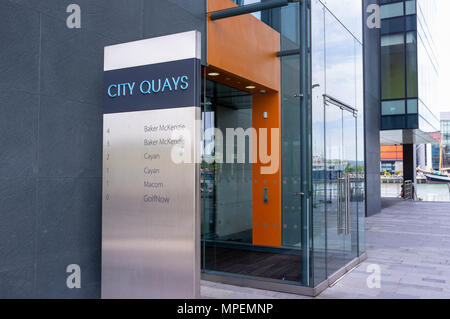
top-left (252, 92), bottom-right (281, 247)
top-left (207, 0), bottom-right (280, 91)
top-left (380, 145), bottom-right (403, 161)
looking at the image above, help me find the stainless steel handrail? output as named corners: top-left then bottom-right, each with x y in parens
top-left (345, 174), bottom-right (351, 235)
top-left (337, 173), bottom-right (345, 235)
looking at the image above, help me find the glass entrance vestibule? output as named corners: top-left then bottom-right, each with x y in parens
top-left (200, 0), bottom-right (365, 296)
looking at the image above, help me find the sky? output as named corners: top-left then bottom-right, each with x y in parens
top-left (436, 0), bottom-right (450, 115)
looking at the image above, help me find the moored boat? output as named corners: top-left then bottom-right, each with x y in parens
top-left (424, 173), bottom-right (450, 184)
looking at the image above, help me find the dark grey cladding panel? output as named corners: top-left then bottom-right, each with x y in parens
top-left (363, 0), bottom-right (381, 216)
top-left (0, 1), bottom-right (40, 94)
top-left (35, 177), bottom-right (102, 298)
top-left (38, 95), bottom-right (102, 178)
top-left (1, 0), bottom-right (205, 298)
top-left (0, 265), bottom-right (35, 299)
top-left (0, 177), bottom-right (36, 272)
top-left (9, 0), bottom-right (145, 43)
top-left (39, 14), bottom-right (114, 106)
top-left (0, 90), bottom-right (39, 178)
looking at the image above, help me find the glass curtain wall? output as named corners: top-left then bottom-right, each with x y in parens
top-left (201, 1), bottom-right (312, 288)
top-left (311, 0), bottom-right (365, 282)
top-left (201, 0), bottom-right (365, 290)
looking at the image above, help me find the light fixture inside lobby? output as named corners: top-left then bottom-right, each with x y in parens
top-left (208, 72), bottom-right (220, 76)
top-left (245, 85), bottom-right (256, 89)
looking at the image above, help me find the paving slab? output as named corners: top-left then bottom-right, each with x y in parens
top-left (201, 199), bottom-right (450, 299)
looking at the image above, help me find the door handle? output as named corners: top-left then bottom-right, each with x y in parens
top-left (345, 174), bottom-right (351, 235)
top-left (337, 173), bottom-right (343, 235)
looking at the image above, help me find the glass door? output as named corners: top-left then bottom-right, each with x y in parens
top-left (342, 108), bottom-right (358, 264)
top-left (325, 96), bottom-right (358, 276)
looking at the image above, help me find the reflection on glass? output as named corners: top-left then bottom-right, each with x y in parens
top-left (405, 0), bottom-right (417, 15)
top-left (325, 10), bottom-right (356, 107)
top-left (406, 32), bottom-right (418, 98)
top-left (382, 100), bottom-right (406, 115)
top-left (381, 2), bottom-right (404, 19)
top-left (281, 55), bottom-right (301, 247)
top-left (407, 99), bottom-right (418, 114)
top-left (325, 103), bottom-right (345, 275)
top-left (311, 0), bottom-right (327, 286)
top-left (202, 0), bottom-right (365, 290)
top-left (320, 0), bottom-right (362, 42)
top-left (381, 34), bottom-right (405, 100)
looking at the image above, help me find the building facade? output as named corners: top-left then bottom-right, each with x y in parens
top-left (0, 0), bottom-right (373, 298)
top-left (380, 145), bottom-right (403, 174)
top-left (379, 0), bottom-right (440, 185)
top-left (440, 112), bottom-right (450, 171)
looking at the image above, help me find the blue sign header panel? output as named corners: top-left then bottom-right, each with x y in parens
top-left (103, 58), bottom-right (200, 114)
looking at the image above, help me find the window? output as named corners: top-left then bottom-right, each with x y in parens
top-left (405, 0), bottom-right (416, 15)
top-left (381, 2), bottom-right (404, 19)
top-left (407, 99), bottom-right (418, 114)
top-left (406, 32), bottom-right (418, 98)
top-left (381, 34), bottom-right (405, 100)
top-left (382, 100), bottom-right (406, 115)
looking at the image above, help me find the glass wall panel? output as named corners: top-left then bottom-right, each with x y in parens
top-left (381, 115), bottom-right (406, 129)
top-left (280, 3), bottom-right (300, 49)
top-left (202, 1), bottom-right (312, 288)
top-left (382, 100), bottom-right (406, 115)
top-left (407, 98), bottom-right (418, 114)
top-left (325, 11), bottom-right (356, 107)
top-left (281, 54), bottom-right (302, 247)
top-left (406, 32), bottom-right (418, 98)
top-left (355, 39), bottom-right (365, 256)
top-left (311, 0), bottom-right (326, 286)
top-left (381, 34), bottom-right (406, 100)
top-left (323, 6), bottom-right (361, 276)
top-left (417, 0), bottom-right (440, 133)
top-left (407, 114), bottom-right (419, 129)
top-left (279, 2), bottom-right (310, 286)
top-left (381, 16), bottom-right (405, 35)
top-left (381, 2), bottom-right (404, 19)
top-left (405, 0), bottom-right (417, 15)
top-left (318, 0), bottom-right (362, 42)
top-left (405, 15), bottom-right (417, 31)
top-left (201, 81), bottom-right (255, 274)
top-left (203, 0), bottom-right (364, 290)
top-left (325, 103), bottom-right (344, 275)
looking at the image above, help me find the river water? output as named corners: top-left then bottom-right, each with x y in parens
top-left (381, 183), bottom-right (450, 202)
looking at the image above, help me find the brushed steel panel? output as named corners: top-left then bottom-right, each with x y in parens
top-left (104, 31), bottom-right (201, 71)
top-left (102, 107), bottom-right (200, 298)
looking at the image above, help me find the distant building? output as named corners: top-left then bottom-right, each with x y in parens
top-left (441, 113), bottom-right (450, 171)
top-left (430, 132), bottom-right (441, 170)
top-left (380, 145), bottom-right (403, 174)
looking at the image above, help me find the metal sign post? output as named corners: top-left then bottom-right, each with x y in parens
top-left (101, 31), bottom-right (201, 299)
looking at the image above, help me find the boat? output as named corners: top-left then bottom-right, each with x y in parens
top-left (416, 167), bottom-right (450, 184)
top-left (424, 172), bottom-right (450, 184)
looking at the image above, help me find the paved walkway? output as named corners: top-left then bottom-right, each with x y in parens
top-left (201, 199), bottom-right (450, 299)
